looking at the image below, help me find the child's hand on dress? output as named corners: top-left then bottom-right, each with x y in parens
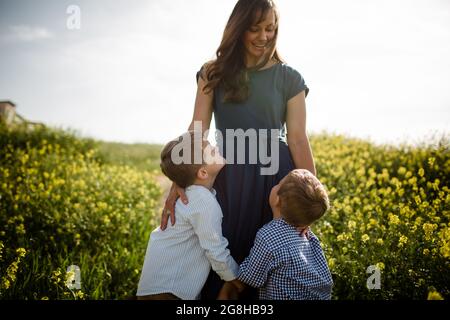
top-left (217, 280), bottom-right (245, 300)
top-left (217, 282), bottom-right (239, 300)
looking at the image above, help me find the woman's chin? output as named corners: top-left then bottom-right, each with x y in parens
top-left (246, 47), bottom-right (265, 57)
top-left (251, 49), bottom-right (265, 57)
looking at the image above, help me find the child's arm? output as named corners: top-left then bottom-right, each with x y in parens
top-left (238, 231), bottom-right (274, 288)
top-left (188, 199), bottom-right (239, 281)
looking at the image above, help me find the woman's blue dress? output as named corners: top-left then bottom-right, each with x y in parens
top-left (196, 63), bottom-right (309, 299)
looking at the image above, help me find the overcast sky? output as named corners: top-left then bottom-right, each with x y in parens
top-left (0, 0), bottom-right (449, 145)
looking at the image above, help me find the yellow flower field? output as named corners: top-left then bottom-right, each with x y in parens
top-left (0, 122), bottom-right (448, 299)
top-left (310, 133), bottom-right (449, 299)
top-left (0, 123), bottom-right (161, 299)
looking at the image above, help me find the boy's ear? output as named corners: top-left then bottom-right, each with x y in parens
top-left (197, 167), bottom-right (209, 180)
top-left (274, 194), bottom-right (280, 207)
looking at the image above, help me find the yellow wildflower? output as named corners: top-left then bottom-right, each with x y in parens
top-left (388, 213), bottom-right (400, 225)
top-left (361, 234), bottom-right (370, 243)
top-left (103, 216), bottom-right (111, 225)
top-left (423, 223), bottom-right (438, 241)
top-left (347, 220), bottom-right (356, 230)
top-left (418, 168), bottom-right (425, 177)
top-left (376, 262), bottom-right (385, 271)
top-left (398, 235), bottom-right (408, 248)
top-left (427, 291), bottom-right (444, 300)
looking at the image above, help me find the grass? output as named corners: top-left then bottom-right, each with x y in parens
top-left (96, 141), bottom-right (163, 172)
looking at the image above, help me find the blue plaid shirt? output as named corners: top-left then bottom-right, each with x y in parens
top-left (238, 219), bottom-right (333, 300)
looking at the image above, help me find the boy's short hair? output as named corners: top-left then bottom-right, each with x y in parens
top-left (160, 131), bottom-right (204, 188)
top-left (277, 169), bottom-right (330, 227)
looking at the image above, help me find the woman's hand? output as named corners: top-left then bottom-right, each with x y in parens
top-left (160, 182), bottom-right (188, 230)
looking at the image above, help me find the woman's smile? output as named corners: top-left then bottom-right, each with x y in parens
top-left (252, 43), bottom-right (267, 50)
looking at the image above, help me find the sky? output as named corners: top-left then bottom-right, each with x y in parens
top-left (0, 0), bottom-right (449, 145)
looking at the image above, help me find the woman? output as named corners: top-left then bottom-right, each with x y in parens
top-left (160, 0), bottom-right (315, 299)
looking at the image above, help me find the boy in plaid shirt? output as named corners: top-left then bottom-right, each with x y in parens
top-left (219, 169), bottom-right (333, 300)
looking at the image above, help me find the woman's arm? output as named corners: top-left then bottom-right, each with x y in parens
top-left (285, 90), bottom-right (316, 176)
top-left (188, 68), bottom-right (214, 132)
top-left (160, 63), bottom-right (214, 230)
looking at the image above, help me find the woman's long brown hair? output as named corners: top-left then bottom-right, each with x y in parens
top-left (202, 0), bottom-right (283, 103)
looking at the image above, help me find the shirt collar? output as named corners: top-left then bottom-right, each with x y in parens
top-left (186, 184), bottom-right (216, 196)
top-left (278, 218), bottom-right (313, 240)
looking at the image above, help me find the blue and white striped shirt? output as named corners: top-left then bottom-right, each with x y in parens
top-left (137, 185), bottom-right (239, 300)
top-left (238, 219), bottom-right (333, 300)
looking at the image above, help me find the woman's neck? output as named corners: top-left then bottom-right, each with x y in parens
top-left (245, 54), bottom-right (273, 69)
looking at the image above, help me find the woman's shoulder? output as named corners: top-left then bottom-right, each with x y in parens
top-left (204, 59), bottom-right (215, 67)
top-left (198, 59), bottom-right (216, 73)
top-left (196, 59), bottom-right (216, 82)
top-left (277, 62), bottom-right (309, 98)
top-left (278, 62), bottom-right (305, 77)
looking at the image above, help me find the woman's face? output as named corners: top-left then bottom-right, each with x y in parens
top-left (243, 9), bottom-right (276, 64)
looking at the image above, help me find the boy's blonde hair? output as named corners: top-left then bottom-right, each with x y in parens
top-left (160, 131), bottom-right (204, 188)
top-left (277, 169), bottom-right (330, 227)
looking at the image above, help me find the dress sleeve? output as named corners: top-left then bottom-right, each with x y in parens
top-left (196, 65), bottom-right (204, 83)
top-left (285, 66), bottom-right (309, 101)
top-left (196, 62), bottom-right (211, 83)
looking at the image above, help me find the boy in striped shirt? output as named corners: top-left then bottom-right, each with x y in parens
top-left (136, 131), bottom-right (242, 300)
